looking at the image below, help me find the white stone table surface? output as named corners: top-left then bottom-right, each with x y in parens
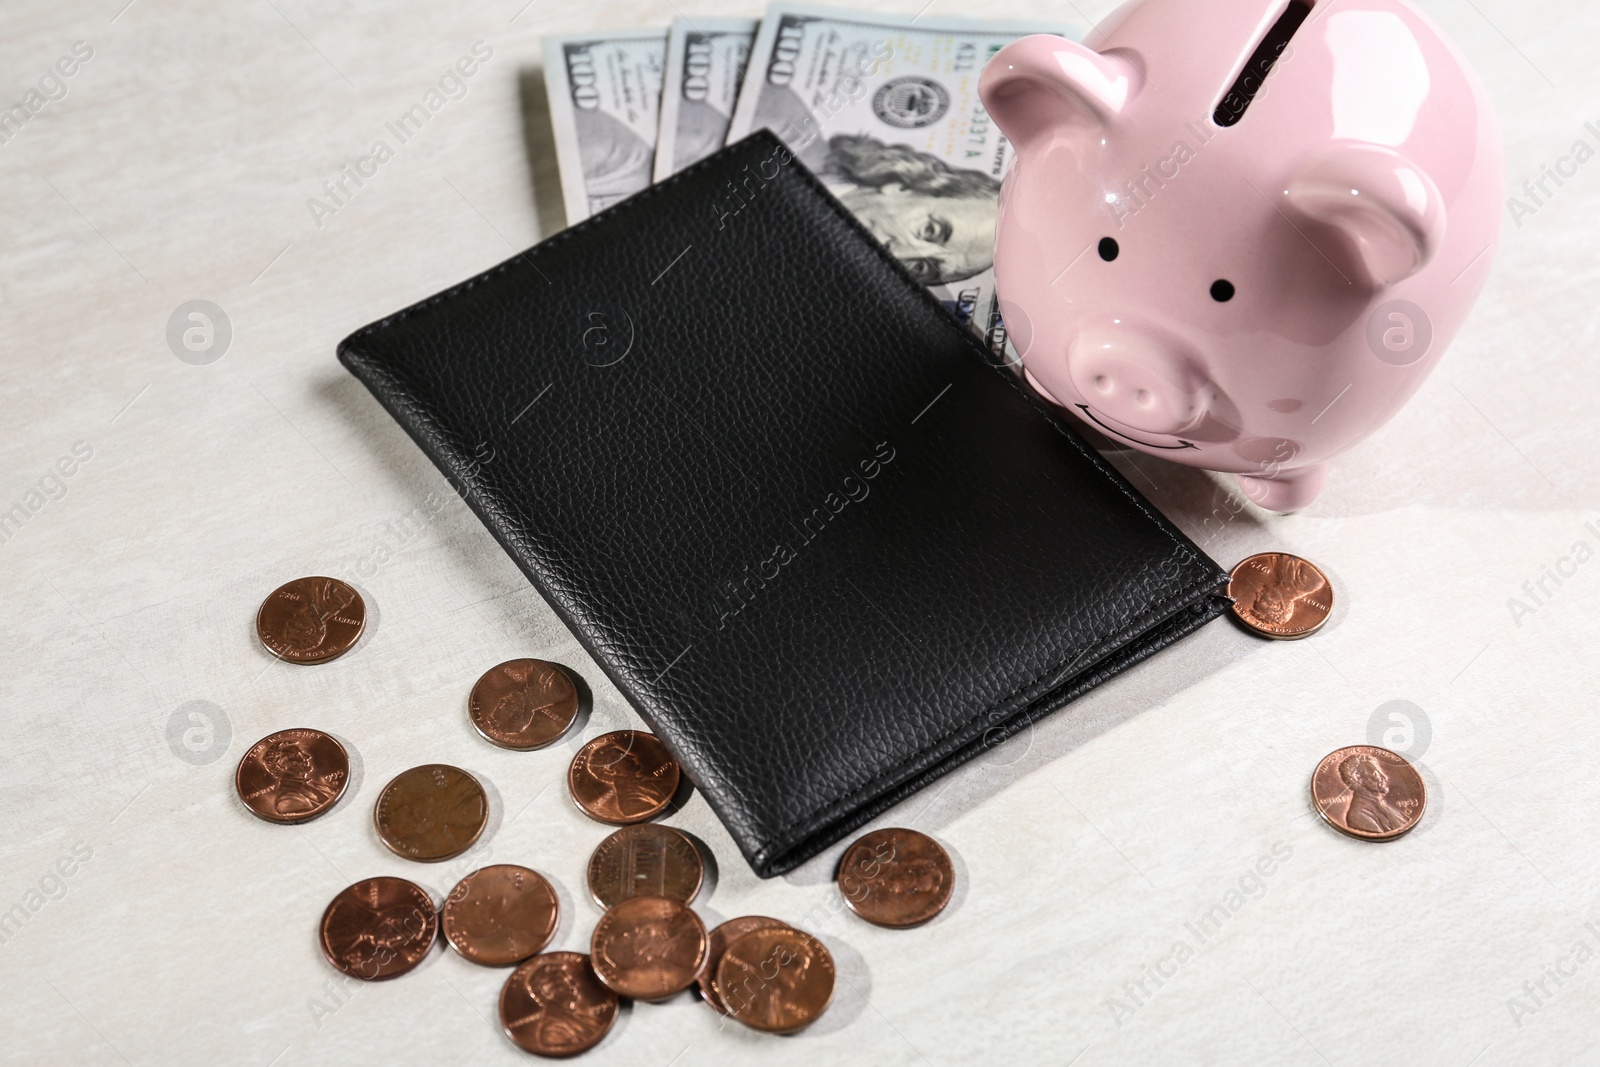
top-left (2, 0), bottom-right (1597, 1063)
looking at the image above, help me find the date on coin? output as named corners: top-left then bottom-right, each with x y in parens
top-left (235, 728), bottom-right (348, 824)
top-left (568, 730), bottom-right (680, 825)
top-left (1311, 745), bottom-right (1426, 841)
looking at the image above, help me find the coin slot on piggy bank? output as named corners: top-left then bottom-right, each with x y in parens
top-left (1214, 0), bottom-right (1312, 127)
top-left (979, 0), bottom-right (1503, 511)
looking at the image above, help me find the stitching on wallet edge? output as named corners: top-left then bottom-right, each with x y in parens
top-left (758, 595), bottom-right (1220, 869)
top-left (752, 575), bottom-right (1224, 866)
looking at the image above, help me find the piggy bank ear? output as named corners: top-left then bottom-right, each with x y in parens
top-left (979, 34), bottom-right (1142, 154)
top-left (1284, 145), bottom-right (1445, 288)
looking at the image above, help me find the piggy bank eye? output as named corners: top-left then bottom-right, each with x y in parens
top-left (1098, 237), bottom-right (1119, 262)
top-left (1210, 279), bottom-right (1235, 302)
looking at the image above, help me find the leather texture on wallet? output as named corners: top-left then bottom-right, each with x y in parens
top-left (338, 129), bottom-right (1230, 877)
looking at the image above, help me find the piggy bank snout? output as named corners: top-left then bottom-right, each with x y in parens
top-left (1066, 328), bottom-right (1211, 436)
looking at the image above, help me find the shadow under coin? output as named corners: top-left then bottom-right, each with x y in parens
top-left (343, 577), bottom-right (381, 659)
top-left (595, 998), bottom-right (633, 1053)
top-left (539, 868), bottom-right (579, 953)
top-left (805, 931), bottom-right (870, 1037)
top-left (549, 660), bottom-right (594, 742)
top-left (921, 832), bottom-right (967, 927)
top-left (658, 764), bottom-right (698, 820)
top-left (675, 827), bottom-right (720, 907)
top-left (320, 729), bottom-right (364, 821)
top-left (468, 771), bottom-right (505, 861)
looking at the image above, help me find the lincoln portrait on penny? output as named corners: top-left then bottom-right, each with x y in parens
top-left (587, 741), bottom-right (675, 819)
top-left (508, 965), bottom-right (607, 1051)
top-left (1337, 752), bottom-right (1410, 834)
top-left (261, 738), bottom-right (339, 818)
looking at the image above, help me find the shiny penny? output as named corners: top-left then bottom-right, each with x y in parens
top-left (256, 576), bottom-right (366, 664)
top-left (499, 951), bottom-right (618, 1057)
top-left (442, 864), bottom-right (560, 967)
top-left (1311, 745), bottom-right (1426, 841)
top-left (838, 827), bottom-right (955, 928)
top-left (567, 730), bottom-right (680, 825)
top-left (589, 895), bottom-right (707, 1001)
top-left (235, 728), bottom-right (348, 824)
top-left (587, 824), bottom-right (703, 910)
top-left (717, 926), bottom-right (836, 1034)
top-left (374, 764), bottom-right (489, 862)
top-left (1227, 552), bottom-right (1333, 639)
top-left (319, 876), bottom-right (437, 981)
top-left (697, 916), bottom-right (789, 1014)
top-left (469, 659), bottom-right (580, 751)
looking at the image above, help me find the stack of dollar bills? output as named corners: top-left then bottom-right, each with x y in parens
top-left (543, 3), bottom-right (1079, 355)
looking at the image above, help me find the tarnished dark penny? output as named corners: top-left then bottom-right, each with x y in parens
top-left (319, 876), bottom-right (437, 980)
top-left (235, 728), bottom-right (348, 824)
top-left (717, 926), bottom-right (835, 1034)
top-left (697, 916), bottom-right (789, 1014)
top-left (1227, 552), bottom-right (1333, 639)
top-left (374, 764), bottom-right (489, 862)
top-left (589, 895), bottom-right (707, 1001)
top-left (499, 952), bottom-right (618, 1057)
top-left (470, 659), bottom-right (580, 751)
top-left (586, 824), bottom-right (703, 910)
top-left (838, 827), bottom-right (955, 928)
top-left (567, 730), bottom-right (680, 825)
top-left (442, 864), bottom-right (560, 967)
top-left (256, 576), bottom-right (365, 663)
top-left (1312, 745), bottom-right (1426, 841)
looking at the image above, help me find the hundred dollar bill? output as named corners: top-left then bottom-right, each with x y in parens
top-left (654, 17), bottom-right (759, 182)
top-left (724, 3), bottom-right (1078, 354)
top-left (543, 30), bottom-right (666, 225)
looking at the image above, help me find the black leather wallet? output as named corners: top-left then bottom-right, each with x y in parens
top-left (338, 130), bottom-right (1230, 877)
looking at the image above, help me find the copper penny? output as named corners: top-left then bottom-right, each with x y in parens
top-left (1227, 552), bottom-right (1333, 639)
top-left (499, 952), bottom-right (618, 1057)
top-left (319, 876), bottom-right (437, 981)
top-left (589, 895), bottom-right (707, 1001)
top-left (235, 728), bottom-right (348, 824)
top-left (586, 824), bottom-right (703, 910)
top-left (838, 827), bottom-right (955, 928)
top-left (442, 864), bottom-right (560, 967)
top-left (470, 659), bottom-right (580, 750)
top-left (697, 916), bottom-right (789, 1014)
top-left (567, 730), bottom-right (680, 825)
top-left (374, 764), bottom-right (489, 862)
top-left (255, 576), bottom-right (366, 663)
top-left (717, 926), bottom-right (836, 1034)
top-left (1311, 745), bottom-right (1426, 841)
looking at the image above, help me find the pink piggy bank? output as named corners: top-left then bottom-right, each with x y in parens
top-left (979, 0), bottom-right (1503, 510)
